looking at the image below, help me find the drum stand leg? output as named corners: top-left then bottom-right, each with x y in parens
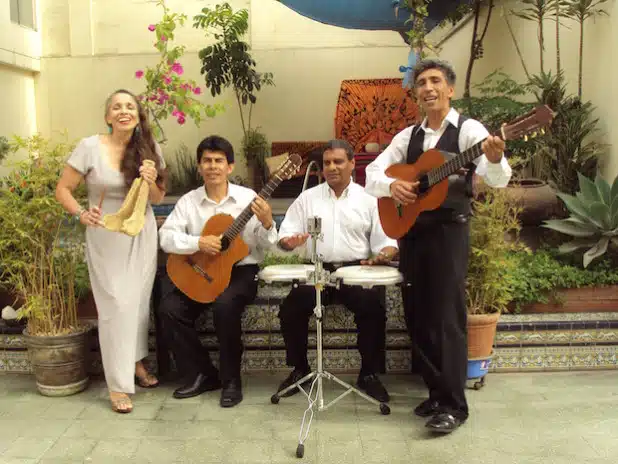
top-left (270, 285), bottom-right (391, 459)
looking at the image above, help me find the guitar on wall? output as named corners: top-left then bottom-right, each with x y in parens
top-left (167, 154), bottom-right (303, 303)
top-left (377, 104), bottom-right (555, 239)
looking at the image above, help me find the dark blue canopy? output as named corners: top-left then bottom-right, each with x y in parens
top-left (277, 0), bottom-right (469, 37)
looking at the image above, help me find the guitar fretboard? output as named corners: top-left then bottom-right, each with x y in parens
top-left (427, 139), bottom-right (487, 187)
top-left (223, 174), bottom-right (283, 242)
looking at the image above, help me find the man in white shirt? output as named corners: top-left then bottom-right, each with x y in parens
top-left (157, 135), bottom-right (278, 408)
top-left (365, 59), bottom-right (511, 433)
top-left (275, 139), bottom-right (399, 403)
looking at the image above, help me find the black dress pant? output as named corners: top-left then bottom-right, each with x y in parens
top-left (399, 217), bottom-right (470, 420)
top-left (278, 270), bottom-right (386, 376)
top-left (156, 264), bottom-right (259, 385)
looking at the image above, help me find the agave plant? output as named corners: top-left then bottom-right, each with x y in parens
top-left (543, 172), bottom-right (618, 267)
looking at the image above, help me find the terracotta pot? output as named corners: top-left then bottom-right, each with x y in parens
top-left (504, 178), bottom-right (562, 226)
top-left (23, 326), bottom-right (92, 397)
top-left (467, 313), bottom-right (500, 359)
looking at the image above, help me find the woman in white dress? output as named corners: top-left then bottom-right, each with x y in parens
top-left (55, 89), bottom-right (167, 413)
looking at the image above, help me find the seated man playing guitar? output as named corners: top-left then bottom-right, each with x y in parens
top-left (365, 59), bottom-right (512, 433)
top-left (157, 135), bottom-right (278, 408)
top-left (276, 139), bottom-right (398, 403)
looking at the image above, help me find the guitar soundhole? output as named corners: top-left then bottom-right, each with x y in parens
top-left (417, 174), bottom-right (430, 195)
top-left (221, 235), bottom-right (231, 252)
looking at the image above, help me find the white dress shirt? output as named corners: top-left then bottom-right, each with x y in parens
top-left (365, 108), bottom-right (512, 198)
top-left (159, 183), bottom-right (278, 265)
top-left (279, 181), bottom-right (398, 263)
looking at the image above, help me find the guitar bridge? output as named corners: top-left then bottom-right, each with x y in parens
top-left (188, 258), bottom-right (213, 283)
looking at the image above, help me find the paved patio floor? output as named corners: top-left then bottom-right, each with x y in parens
top-left (0, 370), bottom-right (615, 463)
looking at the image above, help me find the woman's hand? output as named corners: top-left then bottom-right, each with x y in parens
top-left (79, 206), bottom-right (104, 227)
top-left (139, 164), bottom-right (158, 185)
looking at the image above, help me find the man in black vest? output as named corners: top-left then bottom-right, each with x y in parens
top-left (365, 59), bottom-right (512, 433)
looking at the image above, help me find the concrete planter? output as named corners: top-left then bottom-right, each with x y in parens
top-left (516, 285), bottom-right (618, 313)
top-left (23, 326), bottom-right (91, 397)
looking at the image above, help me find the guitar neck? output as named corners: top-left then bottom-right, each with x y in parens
top-left (427, 136), bottom-right (493, 186)
top-left (223, 174), bottom-right (283, 241)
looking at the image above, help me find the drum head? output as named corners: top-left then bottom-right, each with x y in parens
top-left (332, 265), bottom-right (402, 288)
top-left (258, 264), bottom-right (315, 284)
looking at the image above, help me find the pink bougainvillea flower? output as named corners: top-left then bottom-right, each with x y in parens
top-left (148, 24), bottom-right (156, 32)
top-left (193, 87), bottom-right (202, 95)
top-left (177, 115), bottom-right (186, 125)
top-left (164, 77), bottom-right (172, 85)
top-left (135, 70), bottom-right (144, 78)
top-left (171, 62), bottom-right (184, 75)
top-left (172, 108), bottom-right (179, 117)
top-left (160, 34), bottom-right (167, 42)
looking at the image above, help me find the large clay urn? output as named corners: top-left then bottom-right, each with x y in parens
top-left (504, 178), bottom-right (562, 226)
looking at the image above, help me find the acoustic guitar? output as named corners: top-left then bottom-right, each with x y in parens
top-left (166, 154), bottom-right (303, 303)
top-left (377, 105), bottom-right (555, 239)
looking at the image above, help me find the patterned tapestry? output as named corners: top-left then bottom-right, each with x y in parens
top-left (334, 78), bottom-right (421, 153)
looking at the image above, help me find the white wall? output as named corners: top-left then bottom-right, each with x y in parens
top-left (35, 0), bottom-right (409, 180)
top-left (27, 0), bottom-right (618, 182)
top-left (0, 0), bottom-right (41, 175)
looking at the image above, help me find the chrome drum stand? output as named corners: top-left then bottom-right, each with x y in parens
top-left (270, 217), bottom-right (390, 459)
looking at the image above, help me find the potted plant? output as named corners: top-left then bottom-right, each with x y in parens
top-left (193, 2), bottom-right (275, 189)
top-left (542, 172), bottom-right (618, 268)
top-left (0, 135), bottom-right (92, 396)
top-left (466, 184), bottom-right (524, 372)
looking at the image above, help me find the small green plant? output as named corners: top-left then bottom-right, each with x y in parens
top-left (0, 135), bottom-right (89, 336)
top-left (452, 70), bottom-right (536, 176)
top-left (542, 172), bottom-right (618, 267)
top-left (466, 186), bottom-right (525, 314)
top-left (260, 252), bottom-right (304, 269)
top-left (165, 143), bottom-right (201, 195)
top-left (193, 3), bottom-right (274, 185)
top-left (508, 248), bottom-right (618, 311)
top-left (194, 3), bottom-right (274, 133)
top-left (527, 70), bottom-right (607, 194)
top-left (241, 127), bottom-right (269, 182)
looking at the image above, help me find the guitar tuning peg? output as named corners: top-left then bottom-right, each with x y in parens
top-left (540, 128), bottom-right (545, 135)
top-left (531, 131), bottom-right (537, 138)
top-left (524, 135), bottom-right (528, 142)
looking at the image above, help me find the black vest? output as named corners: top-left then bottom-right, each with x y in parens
top-left (406, 114), bottom-right (476, 216)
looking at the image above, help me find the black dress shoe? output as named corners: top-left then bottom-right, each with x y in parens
top-left (173, 373), bottom-right (221, 399)
top-left (220, 378), bottom-right (243, 408)
top-left (414, 399), bottom-right (441, 417)
top-left (425, 413), bottom-right (465, 433)
top-left (277, 368), bottom-right (311, 398)
top-left (357, 374), bottom-right (390, 403)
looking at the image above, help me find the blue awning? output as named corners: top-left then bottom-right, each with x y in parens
top-left (277, 0), bottom-right (469, 36)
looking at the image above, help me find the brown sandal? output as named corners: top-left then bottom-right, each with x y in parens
top-left (110, 393), bottom-right (133, 414)
top-left (135, 373), bottom-right (159, 388)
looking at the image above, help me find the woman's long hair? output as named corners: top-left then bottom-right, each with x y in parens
top-left (105, 89), bottom-right (167, 191)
